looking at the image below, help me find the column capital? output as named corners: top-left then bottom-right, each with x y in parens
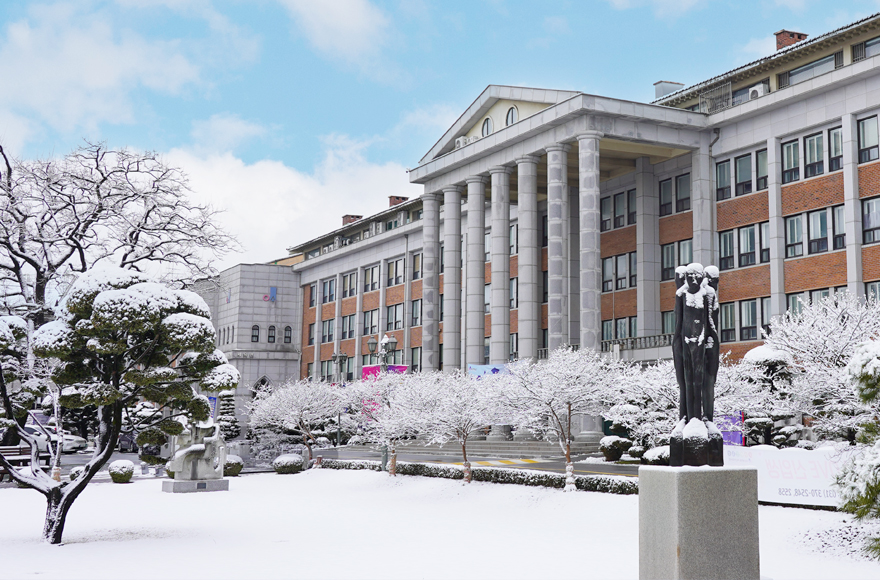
top-left (422, 191), bottom-right (442, 202)
top-left (488, 165), bottom-right (513, 175)
top-left (545, 143), bottom-right (572, 154)
top-left (575, 131), bottom-right (604, 141)
top-left (465, 175), bottom-right (489, 184)
top-left (515, 154), bottom-right (541, 166)
top-left (441, 184), bottom-right (463, 194)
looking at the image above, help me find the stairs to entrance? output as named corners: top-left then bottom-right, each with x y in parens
top-left (394, 439), bottom-right (601, 459)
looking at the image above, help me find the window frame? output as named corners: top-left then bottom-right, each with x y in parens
top-left (308, 323), bottom-right (314, 346)
top-left (309, 284), bottom-right (316, 307)
top-left (629, 251), bottom-right (637, 287)
top-left (675, 174), bottom-right (691, 213)
top-left (720, 303), bottom-right (736, 343)
top-left (600, 196), bottom-right (612, 231)
top-left (661, 243), bottom-right (676, 281)
top-left (321, 320), bottom-right (334, 343)
top-left (412, 254), bottom-right (422, 281)
top-left (740, 299), bottom-right (758, 341)
top-left (719, 230), bottom-right (734, 271)
top-left (602, 257), bottom-right (614, 291)
top-left (858, 116), bottom-right (879, 164)
top-left (785, 215), bottom-right (804, 258)
top-left (716, 160), bottom-right (731, 201)
top-left (807, 208), bottom-right (828, 255)
top-left (386, 303), bottom-right (404, 331)
top-left (738, 225), bottom-right (756, 267)
top-left (251, 325), bottom-right (260, 343)
top-left (613, 192), bottom-right (626, 228)
top-left (863, 197), bottom-right (880, 244)
top-left (615, 254), bottom-right (628, 290)
top-left (481, 117), bottom-right (493, 137)
top-left (735, 154), bottom-right (752, 196)
top-left (832, 205), bottom-right (846, 250)
top-left (627, 189), bottom-right (637, 225)
top-left (505, 106), bottom-right (518, 126)
top-left (756, 149), bottom-right (768, 190)
top-left (411, 299), bottom-right (422, 327)
top-left (760, 222), bottom-right (770, 263)
top-left (782, 139), bottom-right (800, 184)
top-left (267, 325), bottom-right (276, 344)
top-left (804, 132), bottom-right (824, 178)
top-left (659, 179), bottom-right (673, 216)
top-left (829, 126), bottom-right (843, 172)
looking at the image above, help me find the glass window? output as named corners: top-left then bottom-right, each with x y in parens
top-left (867, 36), bottom-right (880, 59)
top-left (787, 293), bottom-right (805, 315)
top-left (481, 117), bottom-right (493, 137)
top-left (509, 224), bottom-right (518, 255)
top-left (510, 277), bottom-right (518, 309)
top-left (629, 251), bottom-right (637, 287)
top-left (284, 326), bottom-right (292, 344)
top-left (363, 309), bottom-right (378, 335)
top-left (509, 333), bottom-right (518, 360)
top-left (542, 270), bottom-right (548, 303)
top-left (810, 288), bottom-right (830, 304)
top-left (864, 198), bottom-right (880, 244)
top-left (735, 154), bottom-right (752, 196)
top-left (411, 299), bottom-right (422, 326)
top-left (786, 215), bottom-right (803, 258)
top-left (602, 320), bottom-right (614, 341)
top-left (756, 149), bottom-right (768, 190)
top-left (322, 279), bottom-right (336, 303)
top-left (600, 197), bottom-right (612, 231)
top-left (483, 338), bottom-right (490, 364)
top-left (782, 140), bottom-right (799, 184)
top-left (614, 193), bottom-right (626, 228)
top-left (309, 284), bottom-right (316, 307)
top-left (602, 257), bottom-right (614, 291)
top-left (484, 231), bottom-right (491, 262)
top-left (542, 214), bottom-right (548, 247)
top-left (505, 106), bottom-right (517, 126)
top-left (716, 160), bottom-right (731, 201)
top-left (675, 174), bottom-right (691, 212)
top-left (829, 127), bottom-right (843, 172)
top-left (720, 303), bottom-right (736, 342)
top-left (342, 315), bottom-right (355, 339)
top-left (616, 318), bottom-right (628, 339)
top-left (342, 272), bottom-right (357, 298)
top-left (629, 316), bottom-right (637, 339)
top-left (251, 325), bottom-right (260, 342)
top-left (410, 347), bottom-right (422, 373)
top-left (804, 133), bottom-right (824, 178)
top-left (412, 254), bottom-right (422, 280)
top-left (616, 254), bottom-right (628, 290)
top-left (832, 205), bottom-right (846, 250)
top-left (484, 284), bottom-right (490, 313)
top-left (321, 320), bottom-right (334, 343)
top-left (761, 297), bottom-right (771, 335)
top-left (719, 230), bottom-right (734, 270)
top-left (808, 209), bottom-right (828, 254)
top-left (859, 116), bottom-right (879, 163)
top-left (760, 222), bottom-right (770, 263)
top-left (440, 244), bottom-right (444, 273)
top-left (387, 258), bottom-right (404, 287)
top-left (627, 189), bottom-right (637, 225)
top-left (867, 281), bottom-right (880, 301)
top-left (386, 303), bottom-right (404, 330)
top-left (659, 179), bottom-right (673, 216)
top-left (740, 300), bottom-right (757, 341)
top-left (363, 265), bottom-right (379, 292)
top-left (308, 323), bottom-right (314, 346)
top-left (661, 243), bottom-right (676, 281)
top-left (678, 239), bottom-right (693, 266)
top-left (306, 363), bottom-right (314, 379)
top-left (788, 54), bottom-right (835, 86)
top-left (662, 311), bottom-right (675, 334)
top-left (739, 225), bottom-right (756, 267)
top-left (267, 326), bottom-right (276, 343)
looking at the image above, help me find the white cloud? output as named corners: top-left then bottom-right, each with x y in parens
top-left (737, 36), bottom-right (777, 62)
top-left (166, 136), bottom-right (421, 268)
top-left (190, 114), bottom-right (268, 154)
top-left (603, 0), bottom-right (704, 19)
top-left (774, 0), bottom-right (807, 10)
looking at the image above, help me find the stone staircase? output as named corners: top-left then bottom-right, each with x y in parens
top-left (394, 439), bottom-right (601, 459)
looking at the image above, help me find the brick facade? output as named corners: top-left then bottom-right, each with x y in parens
top-left (600, 225), bottom-right (637, 258)
top-left (721, 340), bottom-right (762, 361)
top-left (719, 265), bottom-right (771, 302)
top-left (862, 244), bottom-right (880, 281)
top-left (659, 211), bottom-right (693, 245)
top-left (601, 288), bottom-right (637, 320)
top-left (781, 173), bottom-right (844, 216)
top-left (717, 191), bottom-right (769, 230)
top-left (660, 280), bottom-right (677, 312)
top-left (858, 160), bottom-right (880, 198)
top-left (784, 251), bottom-right (847, 292)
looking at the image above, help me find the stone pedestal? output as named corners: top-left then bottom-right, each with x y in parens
top-left (639, 466), bottom-right (759, 580)
top-left (513, 427), bottom-right (536, 441)
top-left (486, 424), bottom-right (512, 441)
top-left (162, 479), bottom-right (229, 494)
top-left (574, 414), bottom-right (604, 444)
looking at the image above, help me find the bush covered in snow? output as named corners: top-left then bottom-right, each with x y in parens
top-left (346, 435), bottom-right (365, 446)
top-left (68, 466), bottom-right (85, 481)
top-left (600, 436), bottom-right (632, 462)
top-left (641, 446), bottom-right (670, 466)
top-left (628, 445), bottom-right (646, 459)
top-left (272, 454), bottom-right (304, 474)
top-left (836, 441), bottom-right (880, 559)
top-left (224, 455), bottom-right (244, 477)
top-left (108, 460), bottom-right (134, 483)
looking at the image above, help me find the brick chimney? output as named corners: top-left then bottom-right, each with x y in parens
top-left (342, 214), bottom-right (363, 226)
top-left (389, 196), bottom-right (408, 207)
top-left (775, 30), bottom-right (808, 51)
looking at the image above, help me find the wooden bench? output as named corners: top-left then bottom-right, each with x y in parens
top-left (0, 444), bottom-right (51, 482)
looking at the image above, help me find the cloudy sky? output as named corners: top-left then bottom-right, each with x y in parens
top-left (1, 0), bottom-right (877, 270)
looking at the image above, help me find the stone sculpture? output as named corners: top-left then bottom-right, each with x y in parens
top-left (168, 418), bottom-right (226, 481)
top-left (669, 263), bottom-right (724, 467)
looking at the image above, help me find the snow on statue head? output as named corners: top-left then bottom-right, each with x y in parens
top-left (168, 414), bottom-right (226, 481)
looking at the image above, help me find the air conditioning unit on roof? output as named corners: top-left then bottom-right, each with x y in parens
top-left (749, 84), bottom-right (766, 100)
top-left (455, 136), bottom-right (468, 149)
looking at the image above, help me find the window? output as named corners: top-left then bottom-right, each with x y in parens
top-left (810, 288), bottom-right (830, 304)
top-left (761, 297), bottom-right (771, 335)
top-left (341, 315), bottom-right (355, 340)
top-left (740, 300), bottom-right (757, 341)
top-left (614, 192), bottom-right (626, 228)
top-left (483, 338), bottom-right (490, 364)
top-left (362, 309), bottom-right (378, 335)
top-left (787, 293), bottom-right (805, 315)
top-left (662, 311), bottom-right (675, 334)
top-left (412, 253), bottom-right (422, 280)
top-left (756, 149), bottom-right (768, 190)
top-left (829, 127), bottom-right (843, 172)
top-left (542, 270), bottom-right (548, 303)
top-left (308, 323), bottom-right (314, 346)
top-left (603, 257), bottom-right (614, 291)
top-left (659, 179), bottom-right (673, 216)
top-left (484, 284), bottom-right (491, 313)
top-left (602, 320), bottom-right (614, 341)
top-left (510, 277), bottom-right (518, 309)
top-left (343, 357), bottom-right (355, 382)
top-left (306, 363), bottom-right (314, 380)
top-left (542, 214), bottom-right (548, 247)
top-left (342, 272), bottom-right (357, 298)
top-left (309, 284), bottom-right (316, 307)
top-left (411, 299), bottom-right (422, 326)
top-left (600, 197), bottom-right (612, 231)
top-left (804, 133), bottom-right (824, 178)
top-left (616, 318), bottom-right (628, 339)
top-left (629, 252), bottom-right (637, 287)
top-left (410, 347), bottom-right (422, 373)
top-left (481, 117), bottom-right (493, 137)
top-left (867, 281), bottom-right (880, 301)
top-left (363, 265), bottom-right (379, 292)
top-left (786, 215), bottom-right (803, 257)
top-left (782, 140), bottom-right (799, 184)
top-left (787, 54), bottom-right (836, 87)
top-left (678, 239), bottom-right (692, 266)
top-left (616, 254), bottom-right (628, 290)
top-left (322, 279), bottom-right (336, 303)
top-left (859, 117), bottom-right (879, 163)
top-left (387, 258), bottom-right (404, 287)
top-left (720, 303), bottom-right (736, 342)
top-left (542, 329), bottom-right (548, 349)
top-left (808, 209), bottom-right (828, 254)
top-left (735, 154), bottom-right (752, 196)
top-left (661, 243), bottom-right (676, 281)
top-left (716, 160), bottom-right (731, 201)
top-left (386, 303), bottom-right (404, 330)
top-left (320, 361), bottom-right (333, 382)
top-left (251, 325), bottom-right (260, 342)
top-left (362, 353), bottom-right (379, 367)
top-left (484, 231), bottom-right (491, 262)
top-left (719, 230), bottom-right (734, 270)
top-left (509, 333), bottom-right (518, 360)
top-left (509, 224), bottom-right (518, 255)
top-left (505, 106), bottom-right (517, 126)
top-left (629, 316), bottom-right (638, 339)
top-left (321, 320), bottom-right (333, 343)
top-left (627, 189), bottom-right (637, 224)
top-left (440, 244), bottom-right (444, 273)
top-left (833, 205), bottom-right (846, 249)
top-left (760, 222), bottom-right (770, 263)
top-left (865, 36), bottom-right (880, 60)
top-left (675, 174), bottom-right (691, 212)
top-left (864, 198), bottom-right (880, 243)
top-left (268, 326), bottom-right (276, 343)
top-left (739, 225), bottom-right (756, 267)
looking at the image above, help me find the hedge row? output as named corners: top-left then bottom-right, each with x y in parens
top-left (319, 459), bottom-right (638, 495)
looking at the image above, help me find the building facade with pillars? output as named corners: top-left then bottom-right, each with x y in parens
top-left (286, 13), bottom-right (880, 380)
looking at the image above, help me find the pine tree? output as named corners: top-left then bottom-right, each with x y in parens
top-left (216, 390), bottom-right (240, 441)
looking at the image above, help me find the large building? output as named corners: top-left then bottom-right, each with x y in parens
top-left (209, 14), bottom-right (880, 401)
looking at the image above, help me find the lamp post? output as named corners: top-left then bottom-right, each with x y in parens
top-left (330, 351), bottom-right (348, 448)
top-left (366, 333), bottom-right (397, 372)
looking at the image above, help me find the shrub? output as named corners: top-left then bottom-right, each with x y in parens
top-left (109, 460), bottom-right (134, 483)
top-left (69, 466), bottom-right (85, 481)
top-left (314, 437), bottom-right (332, 448)
top-left (224, 454), bottom-right (244, 477)
top-left (272, 454), bottom-right (304, 474)
top-left (641, 445), bottom-right (670, 466)
top-left (347, 435), bottom-right (365, 446)
top-left (600, 436), bottom-right (632, 461)
top-left (165, 463), bottom-right (175, 479)
top-left (628, 445), bottom-right (646, 459)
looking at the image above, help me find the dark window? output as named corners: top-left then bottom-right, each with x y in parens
top-left (833, 205), bottom-right (846, 250)
top-left (412, 254), bottom-right (422, 280)
top-left (786, 215), bottom-right (803, 258)
top-left (627, 189), bottom-right (637, 225)
top-left (782, 140), bottom-right (799, 184)
top-left (659, 179), bottom-right (672, 216)
top-left (735, 154), bottom-right (752, 196)
top-left (322, 279), bottom-right (335, 303)
top-left (542, 214), bottom-right (548, 247)
top-left (661, 243), bottom-right (676, 281)
top-left (251, 325), bottom-right (260, 342)
top-left (719, 230), bottom-right (734, 271)
top-left (829, 127), bottom-right (843, 172)
top-left (614, 193), bottom-right (626, 228)
top-left (321, 320), bottom-right (333, 343)
top-left (716, 160), bottom-right (731, 201)
top-left (308, 323), bottom-right (314, 346)
top-left (629, 252), bottom-right (637, 287)
top-left (760, 222), bottom-right (770, 263)
top-left (756, 149), bottom-right (768, 190)
top-left (267, 326), bottom-right (276, 343)
top-left (284, 326), bottom-right (292, 344)
top-left (675, 174), bottom-right (691, 212)
top-left (720, 303), bottom-right (736, 343)
top-left (600, 197), bottom-right (612, 231)
top-left (309, 284), bottom-right (316, 307)
top-left (804, 133), bottom-right (824, 178)
top-left (602, 257), bottom-right (614, 292)
top-left (859, 117), bottom-right (879, 163)
top-left (542, 270), bottom-right (548, 303)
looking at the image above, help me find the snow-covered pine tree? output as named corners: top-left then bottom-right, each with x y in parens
top-left (216, 390), bottom-right (240, 441)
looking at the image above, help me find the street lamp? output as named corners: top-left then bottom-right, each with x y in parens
top-left (330, 351), bottom-right (348, 448)
top-left (367, 333), bottom-right (397, 372)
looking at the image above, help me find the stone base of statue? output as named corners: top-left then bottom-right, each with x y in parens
top-left (162, 479), bottom-right (229, 493)
top-left (639, 466), bottom-right (759, 580)
top-left (668, 418), bottom-right (724, 467)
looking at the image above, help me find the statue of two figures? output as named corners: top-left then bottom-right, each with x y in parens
top-left (670, 263), bottom-right (724, 467)
top-left (168, 418), bottom-right (226, 481)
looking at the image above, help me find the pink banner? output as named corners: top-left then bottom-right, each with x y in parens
top-left (361, 365), bottom-right (407, 379)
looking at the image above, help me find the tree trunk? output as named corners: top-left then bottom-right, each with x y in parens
top-left (42, 487), bottom-right (71, 544)
top-left (389, 447), bottom-right (397, 476)
top-left (461, 441), bottom-right (471, 483)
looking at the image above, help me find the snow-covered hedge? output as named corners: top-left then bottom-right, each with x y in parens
top-left (641, 445), bottom-right (670, 466)
top-left (319, 459), bottom-right (638, 495)
top-left (346, 435), bottom-right (366, 446)
top-left (272, 454), bottom-right (304, 474)
top-left (600, 436), bottom-right (633, 462)
top-left (224, 455), bottom-right (244, 477)
top-left (108, 460), bottom-right (134, 483)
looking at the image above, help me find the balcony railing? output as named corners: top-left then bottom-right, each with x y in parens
top-left (600, 333), bottom-right (674, 353)
top-left (537, 348), bottom-right (548, 360)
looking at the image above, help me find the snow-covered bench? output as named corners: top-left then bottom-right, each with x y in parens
top-left (0, 445), bottom-right (51, 481)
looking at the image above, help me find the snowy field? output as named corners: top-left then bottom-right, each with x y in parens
top-left (1, 470), bottom-right (878, 580)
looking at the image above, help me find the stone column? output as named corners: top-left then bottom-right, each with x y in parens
top-left (465, 176), bottom-right (487, 367)
top-left (767, 138), bottom-right (787, 317)
top-left (576, 132), bottom-right (603, 351)
top-left (635, 157), bottom-right (661, 336)
top-left (403, 244), bottom-right (413, 370)
top-left (333, 272), bottom-right (343, 357)
top-left (546, 143), bottom-right (571, 351)
top-left (516, 155), bottom-right (540, 361)
top-left (312, 278), bottom-right (321, 379)
top-left (442, 185), bottom-right (463, 370)
top-left (355, 265), bottom-right (365, 378)
top-left (489, 166), bottom-right (512, 364)
top-left (842, 113), bottom-right (864, 296)
top-left (691, 132), bottom-right (715, 266)
top-left (378, 258), bottom-right (388, 340)
top-left (422, 191), bottom-right (441, 371)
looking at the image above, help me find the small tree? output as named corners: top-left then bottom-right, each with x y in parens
top-left (216, 390), bottom-right (241, 441)
top-left (0, 266), bottom-right (240, 544)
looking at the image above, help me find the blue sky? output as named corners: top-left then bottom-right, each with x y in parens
top-left (1, 0), bottom-right (878, 268)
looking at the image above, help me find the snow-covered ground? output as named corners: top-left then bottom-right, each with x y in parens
top-left (1, 470), bottom-right (878, 580)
